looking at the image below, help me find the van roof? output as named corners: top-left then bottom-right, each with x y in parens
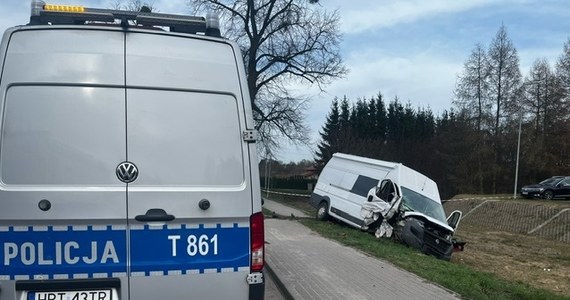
top-left (333, 153), bottom-right (399, 169)
top-left (332, 153), bottom-right (441, 202)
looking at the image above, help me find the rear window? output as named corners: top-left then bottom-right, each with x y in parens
top-left (1, 86), bottom-right (126, 186)
top-left (127, 89), bottom-right (244, 186)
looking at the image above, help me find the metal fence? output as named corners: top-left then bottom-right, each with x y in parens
top-left (443, 199), bottom-right (570, 244)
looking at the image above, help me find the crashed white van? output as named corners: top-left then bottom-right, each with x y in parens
top-left (0, 1), bottom-right (264, 299)
top-left (310, 153), bottom-right (461, 260)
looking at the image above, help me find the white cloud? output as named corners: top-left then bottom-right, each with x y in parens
top-left (326, 47), bottom-right (462, 113)
top-left (327, 0), bottom-right (496, 34)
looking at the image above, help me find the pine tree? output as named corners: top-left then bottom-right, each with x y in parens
top-left (314, 98), bottom-right (340, 170)
top-left (374, 93), bottom-right (387, 143)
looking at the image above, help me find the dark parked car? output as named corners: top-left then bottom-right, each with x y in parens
top-left (520, 176), bottom-right (570, 200)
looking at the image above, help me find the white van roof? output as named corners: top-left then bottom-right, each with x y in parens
top-left (333, 153), bottom-right (399, 169)
top-left (332, 153), bottom-right (441, 203)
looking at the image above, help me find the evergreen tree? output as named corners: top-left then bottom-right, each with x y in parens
top-left (339, 96), bottom-right (351, 131)
top-left (314, 98), bottom-right (340, 170)
top-left (386, 97), bottom-right (404, 145)
top-left (374, 93), bottom-right (387, 143)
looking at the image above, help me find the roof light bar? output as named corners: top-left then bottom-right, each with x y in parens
top-left (44, 4), bottom-right (85, 13)
top-left (28, 0), bottom-right (221, 36)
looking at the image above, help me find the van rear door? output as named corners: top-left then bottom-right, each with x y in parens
top-left (0, 29), bottom-right (128, 299)
top-left (124, 32), bottom-right (253, 299)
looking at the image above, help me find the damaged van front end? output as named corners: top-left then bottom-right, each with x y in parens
top-left (361, 180), bottom-right (462, 260)
top-left (394, 213), bottom-right (455, 260)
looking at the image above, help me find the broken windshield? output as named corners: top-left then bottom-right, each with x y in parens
top-left (400, 187), bottom-right (447, 223)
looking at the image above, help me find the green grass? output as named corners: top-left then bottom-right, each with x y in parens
top-left (299, 219), bottom-right (569, 300)
top-left (263, 193), bottom-right (315, 216)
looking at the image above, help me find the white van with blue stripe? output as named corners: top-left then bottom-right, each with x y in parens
top-left (0, 1), bottom-right (264, 299)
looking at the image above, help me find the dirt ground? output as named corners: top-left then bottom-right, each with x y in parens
top-left (452, 223), bottom-right (570, 296)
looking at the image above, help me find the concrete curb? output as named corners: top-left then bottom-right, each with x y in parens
top-left (265, 263), bottom-right (294, 300)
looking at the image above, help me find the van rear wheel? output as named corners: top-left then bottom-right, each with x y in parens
top-left (316, 201), bottom-right (329, 221)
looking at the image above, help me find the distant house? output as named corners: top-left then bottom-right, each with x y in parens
top-left (302, 166), bottom-right (318, 180)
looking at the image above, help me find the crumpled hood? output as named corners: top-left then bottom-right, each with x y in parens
top-left (402, 211), bottom-right (454, 233)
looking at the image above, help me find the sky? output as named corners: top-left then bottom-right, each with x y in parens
top-left (2, 0), bottom-right (570, 162)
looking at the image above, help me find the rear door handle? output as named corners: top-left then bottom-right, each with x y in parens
top-left (135, 208), bottom-right (175, 222)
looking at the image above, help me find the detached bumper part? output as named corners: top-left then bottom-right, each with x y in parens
top-left (374, 220), bottom-right (393, 238)
top-left (247, 272), bottom-right (265, 300)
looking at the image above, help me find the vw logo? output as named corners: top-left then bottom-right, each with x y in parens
top-left (116, 161), bottom-right (139, 183)
top-left (435, 239), bottom-right (440, 245)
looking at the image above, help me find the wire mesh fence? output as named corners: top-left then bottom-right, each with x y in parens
top-left (444, 199), bottom-right (570, 244)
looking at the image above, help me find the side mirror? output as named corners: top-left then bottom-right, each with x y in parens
top-left (367, 195), bottom-right (373, 202)
top-left (447, 210), bottom-right (462, 230)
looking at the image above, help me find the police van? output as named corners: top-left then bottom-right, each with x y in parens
top-left (0, 1), bottom-right (264, 299)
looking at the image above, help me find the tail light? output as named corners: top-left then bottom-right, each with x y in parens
top-left (250, 212), bottom-right (264, 272)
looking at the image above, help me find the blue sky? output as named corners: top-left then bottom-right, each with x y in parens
top-left (2, 0), bottom-right (570, 162)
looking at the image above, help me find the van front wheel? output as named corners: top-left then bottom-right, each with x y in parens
top-left (316, 201), bottom-right (329, 221)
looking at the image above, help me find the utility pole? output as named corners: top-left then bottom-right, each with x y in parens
top-left (513, 110), bottom-right (523, 199)
top-left (264, 149), bottom-right (272, 198)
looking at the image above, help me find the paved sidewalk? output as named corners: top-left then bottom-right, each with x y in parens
top-left (265, 217), bottom-right (460, 300)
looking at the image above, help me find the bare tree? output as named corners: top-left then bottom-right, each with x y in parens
top-left (521, 58), bottom-right (568, 177)
top-left (556, 38), bottom-right (570, 99)
top-left (522, 58), bottom-right (557, 136)
top-left (552, 40), bottom-right (570, 174)
top-left (188, 0), bottom-right (347, 152)
top-left (486, 24), bottom-right (521, 193)
top-left (454, 43), bottom-right (491, 132)
top-left (453, 43), bottom-right (493, 193)
top-left (487, 24), bottom-right (522, 135)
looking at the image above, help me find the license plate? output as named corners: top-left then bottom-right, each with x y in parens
top-left (30, 290), bottom-right (111, 300)
top-left (522, 191), bottom-right (528, 195)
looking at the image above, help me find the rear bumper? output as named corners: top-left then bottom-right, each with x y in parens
top-left (249, 279), bottom-right (265, 300)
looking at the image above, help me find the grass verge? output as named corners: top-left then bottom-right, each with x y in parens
top-left (262, 193), bottom-right (314, 216)
top-left (299, 218), bottom-right (569, 300)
